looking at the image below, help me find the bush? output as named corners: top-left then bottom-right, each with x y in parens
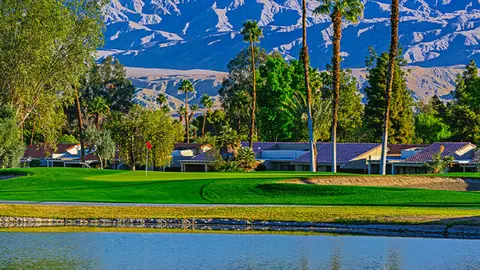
top-left (214, 161), bottom-right (244, 172)
top-left (29, 159), bottom-right (41, 167)
top-left (236, 147), bottom-right (258, 172)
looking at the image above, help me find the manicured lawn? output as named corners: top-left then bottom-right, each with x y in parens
top-left (0, 204), bottom-right (479, 225)
top-left (0, 168), bottom-right (479, 207)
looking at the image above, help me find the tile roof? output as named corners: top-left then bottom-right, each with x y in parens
top-left (293, 143), bottom-right (381, 164)
top-left (241, 142), bottom-right (277, 153)
top-left (387, 144), bottom-right (428, 156)
top-left (404, 142), bottom-right (473, 163)
top-left (23, 143), bottom-right (79, 159)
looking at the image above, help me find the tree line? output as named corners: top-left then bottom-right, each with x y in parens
top-left (0, 0), bottom-right (182, 170)
top-left (0, 0), bottom-right (478, 172)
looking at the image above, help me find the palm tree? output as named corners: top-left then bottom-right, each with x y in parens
top-left (177, 105), bottom-right (186, 122)
top-left (241, 20), bottom-right (263, 149)
top-left (74, 85), bottom-right (85, 163)
top-left (315, 0), bottom-right (364, 173)
top-left (178, 80), bottom-right (195, 143)
top-left (300, 0), bottom-right (317, 172)
top-left (156, 93), bottom-right (170, 113)
top-left (88, 96), bottom-right (110, 130)
top-left (283, 90), bottom-right (332, 163)
top-left (188, 103), bottom-right (199, 132)
top-left (200, 94), bottom-right (214, 137)
top-left (380, 0), bottom-right (399, 175)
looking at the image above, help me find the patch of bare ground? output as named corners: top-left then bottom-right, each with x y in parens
top-left (285, 176), bottom-right (480, 191)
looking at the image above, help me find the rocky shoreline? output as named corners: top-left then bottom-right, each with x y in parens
top-left (1, 217), bottom-right (479, 239)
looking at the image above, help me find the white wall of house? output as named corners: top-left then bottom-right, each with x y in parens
top-left (261, 150), bottom-right (307, 160)
top-left (172, 150), bottom-right (195, 157)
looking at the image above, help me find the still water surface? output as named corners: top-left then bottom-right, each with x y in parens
top-left (0, 232), bottom-right (479, 269)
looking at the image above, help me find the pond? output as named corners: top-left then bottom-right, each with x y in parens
top-left (0, 232), bottom-right (479, 269)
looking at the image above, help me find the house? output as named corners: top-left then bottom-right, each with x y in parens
top-left (368, 144), bottom-right (428, 174)
top-left (463, 151), bottom-right (480, 172)
top-left (291, 143), bottom-right (383, 173)
top-left (167, 143), bottom-right (212, 171)
top-left (179, 142), bottom-right (383, 173)
top-left (178, 142), bottom-right (276, 172)
top-left (389, 142), bottom-right (477, 174)
top-left (22, 143), bottom-right (103, 168)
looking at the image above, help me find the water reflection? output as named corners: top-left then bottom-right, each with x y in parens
top-left (0, 232), bottom-right (479, 270)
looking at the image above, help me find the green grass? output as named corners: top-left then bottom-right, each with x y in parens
top-left (0, 204), bottom-right (479, 225)
top-left (0, 168), bottom-right (478, 207)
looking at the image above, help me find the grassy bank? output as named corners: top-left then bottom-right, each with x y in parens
top-left (0, 204), bottom-right (479, 225)
top-left (0, 168), bottom-right (479, 206)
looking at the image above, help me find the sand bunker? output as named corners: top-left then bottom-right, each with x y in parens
top-left (285, 176), bottom-right (480, 191)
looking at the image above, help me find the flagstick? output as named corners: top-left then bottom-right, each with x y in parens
top-left (146, 146), bottom-right (148, 177)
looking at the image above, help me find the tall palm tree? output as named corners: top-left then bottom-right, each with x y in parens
top-left (380, 0), bottom-right (399, 175)
top-left (300, 0), bottom-right (317, 172)
top-left (74, 85), bottom-right (85, 164)
top-left (200, 94), bottom-right (214, 137)
top-left (178, 80), bottom-right (195, 143)
top-left (315, 0), bottom-right (364, 173)
top-left (241, 20), bottom-right (263, 149)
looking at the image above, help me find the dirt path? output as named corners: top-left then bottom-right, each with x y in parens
top-left (285, 176), bottom-right (480, 191)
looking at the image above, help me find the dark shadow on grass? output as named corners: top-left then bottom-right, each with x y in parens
top-left (465, 179), bottom-right (480, 191)
top-left (426, 216), bottom-right (480, 226)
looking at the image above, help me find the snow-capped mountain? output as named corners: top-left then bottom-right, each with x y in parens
top-left (102, 0), bottom-right (480, 71)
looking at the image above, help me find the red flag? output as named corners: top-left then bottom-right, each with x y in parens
top-left (146, 141), bottom-right (153, 150)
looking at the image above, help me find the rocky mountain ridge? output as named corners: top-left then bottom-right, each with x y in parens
top-left (102, 0), bottom-right (480, 70)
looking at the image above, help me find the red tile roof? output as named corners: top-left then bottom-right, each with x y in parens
top-left (23, 143), bottom-right (79, 159)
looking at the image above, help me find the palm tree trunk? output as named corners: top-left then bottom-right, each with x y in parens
top-left (248, 38), bottom-right (256, 149)
top-left (130, 133), bottom-right (136, 170)
top-left (185, 91), bottom-right (189, 143)
top-left (95, 114), bottom-right (100, 130)
top-left (380, 0), bottom-right (399, 175)
top-left (301, 0), bottom-right (316, 172)
top-left (331, 8), bottom-right (342, 173)
top-left (74, 85), bottom-right (85, 164)
top-left (202, 109), bottom-right (207, 137)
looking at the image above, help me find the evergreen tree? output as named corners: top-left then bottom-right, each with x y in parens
top-left (363, 50), bottom-right (415, 144)
top-left (455, 60), bottom-right (480, 109)
top-left (444, 60), bottom-right (480, 144)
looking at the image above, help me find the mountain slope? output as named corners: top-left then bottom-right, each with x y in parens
top-left (128, 65), bottom-right (478, 110)
top-left (102, 0), bottom-right (480, 71)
